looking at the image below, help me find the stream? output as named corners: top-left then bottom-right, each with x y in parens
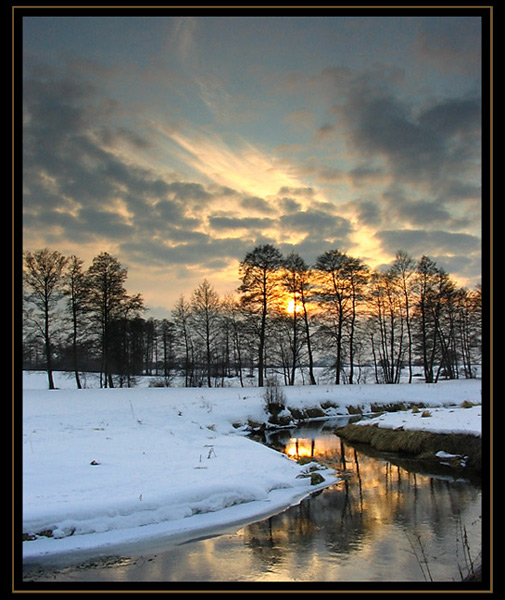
top-left (22, 418), bottom-right (483, 585)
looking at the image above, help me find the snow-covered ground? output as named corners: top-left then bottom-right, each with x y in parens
top-left (21, 372), bottom-right (482, 564)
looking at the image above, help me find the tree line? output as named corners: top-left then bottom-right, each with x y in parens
top-left (22, 245), bottom-right (482, 390)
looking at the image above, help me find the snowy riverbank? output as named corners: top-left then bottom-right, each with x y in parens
top-left (355, 404), bottom-right (482, 437)
top-left (21, 375), bottom-right (482, 564)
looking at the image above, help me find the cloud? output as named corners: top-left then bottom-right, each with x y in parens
top-left (97, 125), bottom-right (153, 151)
top-left (277, 186), bottom-right (315, 197)
top-left (380, 187), bottom-right (454, 228)
top-left (167, 127), bottom-right (307, 198)
top-left (280, 209), bottom-right (353, 244)
top-left (353, 199), bottom-right (382, 227)
top-left (278, 197), bottom-right (302, 214)
top-left (376, 229), bottom-right (480, 257)
top-left (341, 92), bottom-right (444, 184)
top-left (349, 91), bottom-right (479, 192)
top-left (414, 17), bottom-right (482, 77)
top-left (240, 196), bottom-right (276, 214)
top-left (419, 96), bottom-right (481, 137)
top-left (375, 228), bottom-right (481, 286)
top-left (313, 123), bottom-right (336, 142)
top-left (282, 108), bottom-right (317, 131)
top-left (279, 60), bottom-right (481, 203)
top-left (170, 17), bottom-right (199, 68)
top-left (208, 216), bottom-right (275, 232)
top-left (346, 165), bottom-right (391, 188)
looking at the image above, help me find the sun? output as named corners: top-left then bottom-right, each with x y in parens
top-left (286, 298), bottom-right (303, 315)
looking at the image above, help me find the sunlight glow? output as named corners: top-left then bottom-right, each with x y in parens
top-left (286, 298), bottom-right (303, 315)
top-left (286, 439), bottom-right (313, 458)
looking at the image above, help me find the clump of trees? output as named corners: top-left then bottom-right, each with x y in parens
top-left (22, 244), bottom-right (482, 390)
top-left (236, 244), bottom-right (481, 388)
top-left (23, 249), bottom-right (146, 389)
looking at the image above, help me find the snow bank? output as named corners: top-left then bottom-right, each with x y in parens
top-left (356, 404), bottom-right (482, 437)
top-left (22, 378), bottom-right (481, 563)
top-left (22, 386), bottom-right (338, 563)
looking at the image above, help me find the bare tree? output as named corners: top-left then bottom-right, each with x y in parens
top-left (456, 286), bottom-right (481, 379)
top-left (23, 248), bottom-right (68, 389)
top-left (368, 269), bottom-right (406, 384)
top-left (389, 250), bottom-right (416, 383)
top-left (112, 294), bottom-right (145, 387)
top-left (221, 293), bottom-right (247, 387)
top-left (313, 249), bottom-right (352, 385)
top-left (172, 295), bottom-right (195, 387)
top-left (160, 318), bottom-right (177, 385)
top-left (343, 256), bottom-right (369, 384)
top-left (413, 256), bottom-right (458, 383)
top-left (190, 279), bottom-right (222, 387)
top-left (281, 252), bottom-right (317, 385)
top-left (63, 255), bottom-right (89, 389)
top-left (238, 244), bottom-right (283, 387)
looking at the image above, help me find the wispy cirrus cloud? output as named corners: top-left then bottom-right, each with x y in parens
top-left (167, 127), bottom-right (309, 200)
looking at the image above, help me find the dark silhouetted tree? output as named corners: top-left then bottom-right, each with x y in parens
top-left (23, 248), bottom-right (68, 389)
top-left (63, 255), bottom-right (89, 389)
top-left (86, 252), bottom-right (144, 388)
top-left (239, 244), bottom-right (283, 387)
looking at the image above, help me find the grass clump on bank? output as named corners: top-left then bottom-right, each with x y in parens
top-left (335, 423), bottom-right (481, 471)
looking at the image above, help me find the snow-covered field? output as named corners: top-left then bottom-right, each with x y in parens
top-left (21, 371), bottom-right (482, 564)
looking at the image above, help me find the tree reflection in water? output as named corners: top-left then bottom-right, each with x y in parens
top-left (241, 423), bottom-right (482, 582)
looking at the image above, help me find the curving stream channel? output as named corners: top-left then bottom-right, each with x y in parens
top-left (22, 418), bottom-right (483, 586)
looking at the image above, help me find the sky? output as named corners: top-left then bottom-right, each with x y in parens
top-left (21, 12), bottom-right (485, 318)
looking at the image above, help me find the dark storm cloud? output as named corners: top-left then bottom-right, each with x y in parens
top-left (278, 60), bottom-right (482, 263)
top-left (397, 200), bottom-right (456, 227)
top-left (380, 188), bottom-right (455, 228)
top-left (154, 199), bottom-right (202, 230)
top-left (347, 165), bottom-right (387, 188)
top-left (165, 181), bottom-right (213, 203)
top-left (310, 62), bottom-right (482, 260)
top-left (418, 97), bottom-right (481, 137)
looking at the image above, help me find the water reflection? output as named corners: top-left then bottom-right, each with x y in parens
top-left (255, 423), bottom-right (482, 582)
top-left (26, 422), bottom-right (482, 583)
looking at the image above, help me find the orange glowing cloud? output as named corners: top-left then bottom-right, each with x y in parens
top-left (168, 127), bottom-right (310, 201)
